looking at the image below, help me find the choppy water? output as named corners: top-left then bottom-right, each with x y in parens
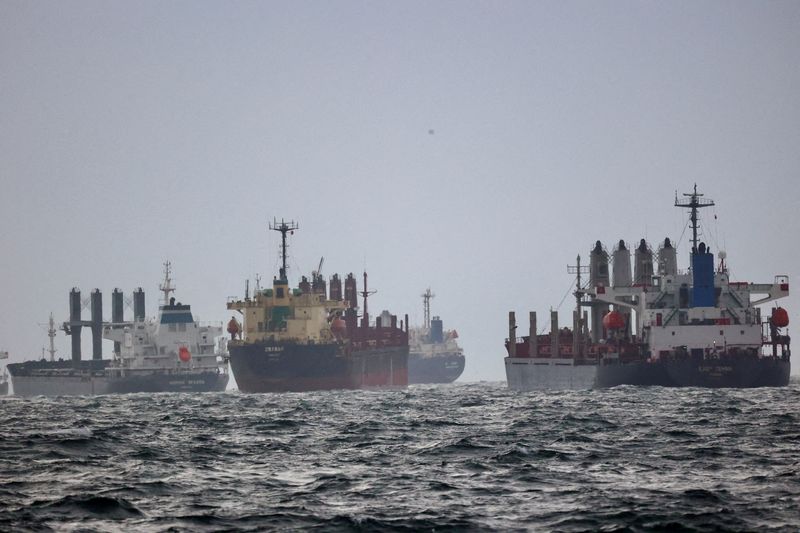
top-left (2, 381), bottom-right (800, 532)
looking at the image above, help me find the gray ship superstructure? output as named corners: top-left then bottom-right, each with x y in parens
top-left (407, 289), bottom-right (465, 384)
top-left (8, 263), bottom-right (229, 396)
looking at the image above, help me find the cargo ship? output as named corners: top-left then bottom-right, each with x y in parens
top-left (407, 289), bottom-right (465, 383)
top-left (226, 219), bottom-right (409, 393)
top-left (7, 264), bottom-right (229, 396)
top-left (505, 186), bottom-right (790, 389)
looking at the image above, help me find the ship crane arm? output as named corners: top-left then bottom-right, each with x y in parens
top-left (748, 278), bottom-right (789, 306)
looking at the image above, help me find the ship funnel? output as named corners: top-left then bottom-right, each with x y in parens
top-left (69, 288), bottom-right (82, 363)
top-left (691, 242), bottom-right (715, 307)
top-left (90, 289), bottom-right (103, 360)
top-left (657, 237), bottom-right (678, 275)
top-left (329, 274), bottom-right (343, 301)
top-left (298, 276), bottom-right (311, 294)
top-left (344, 273), bottom-right (358, 309)
top-left (634, 239), bottom-right (654, 286)
top-left (133, 288), bottom-right (145, 321)
top-left (589, 241), bottom-right (610, 286)
top-left (312, 273), bottom-right (327, 298)
top-left (112, 288), bottom-right (123, 355)
top-left (589, 241), bottom-right (610, 342)
top-left (431, 316), bottom-right (444, 343)
top-left (612, 240), bottom-right (632, 288)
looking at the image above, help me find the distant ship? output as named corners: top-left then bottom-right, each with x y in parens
top-left (7, 263), bottom-right (229, 396)
top-left (407, 289), bottom-right (465, 384)
top-left (505, 186), bottom-right (790, 389)
top-left (226, 219), bottom-right (409, 393)
top-left (0, 351), bottom-right (8, 395)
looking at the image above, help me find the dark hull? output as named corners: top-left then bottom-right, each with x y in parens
top-left (408, 352), bottom-right (465, 384)
top-left (7, 360), bottom-right (228, 396)
top-left (597, 357), bottom-right (790, 388)
top-left (229, 342), bottom-right (409, 393)
top-left (0, 382), bottom-right (7, 396)
top-left (106, 371), bottom-right (229, 393)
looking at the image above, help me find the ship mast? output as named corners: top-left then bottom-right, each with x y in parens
top-left (360, 271), bottom-right (376, 325)
top-left (159, 261), bottom-right (176, 304)
top-left (675, 184), bottom-right (715, 253)
top-left (47, 312), bottom-right (57, 361)
top-left (567, 255), bottom-right (590, 357)
top-left (270, 218), bottom-right (299, 282)
top-left (421, 288), bottom-right (435, 330)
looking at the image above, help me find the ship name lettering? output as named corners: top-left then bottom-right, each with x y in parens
top-left (264, 346), bottom-right (284, 353)
top-left (698, 366), bottom-right (733, 373)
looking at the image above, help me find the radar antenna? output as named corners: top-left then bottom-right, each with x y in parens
top-left (269, 218), bottom-right (299, 282)
top-left (421, 288), bottom-right (435, 329)
top-left (159, 261), bottom-right (176, 304)
top-left (360, 272), bottom-right (377, 323)
top-left (675, 184), bottom-right (715, 253)
top-left (37, 313), bottom-right (59, 361)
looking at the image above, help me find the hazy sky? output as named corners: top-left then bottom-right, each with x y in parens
top-left (2, 1), bottom-right (799, 382)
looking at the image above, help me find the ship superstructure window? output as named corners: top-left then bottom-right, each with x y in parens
top-left (276, 287), bottom-right (285, 298)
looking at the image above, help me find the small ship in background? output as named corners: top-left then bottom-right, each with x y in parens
top-left (506, 186), bottom-right (790, 389)
top-left (7, 263), bottom-right (229, 396)
top-left (226, 219), bottom-right (409, 393)
top-left (0, 351), bottom-right (8, 395)
top-left (407, 289), bottom-right (465, 384)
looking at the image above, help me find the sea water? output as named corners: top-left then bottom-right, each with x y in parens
top-left (1, 381), bottom-right (799, 531)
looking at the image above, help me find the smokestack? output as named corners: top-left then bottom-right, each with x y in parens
top-left (133, 288), bottom-right (145, 321)
top-left (589, 241), bottom-right (610, 342)
top-left (344, 273), bottom-right (358, 309)
top-left (112, 288), bottom-right (123, 355)
top-left (551, 311), bottom-right (559, 357)
top-left (612, 240), bottom-right (632, 288)
top-left (508, 312), bottom-right (516, 357)
top-left (90, 289), bottom-right (103, 360)
top-left (634, 239), bottom-right (654, 286)
top-left (69, 288), bottom-right (82, 363)
top-left (658, 237), bottom-right (678, 276)
top-left (329, 274), bottom-right (342, 301)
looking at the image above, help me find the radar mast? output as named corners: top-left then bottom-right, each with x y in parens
top-left (270, 218), bottom-right (299, 282)
top-left (675, 184), bottom-right (715, 253)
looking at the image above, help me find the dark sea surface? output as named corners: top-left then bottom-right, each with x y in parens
top-left (2, 381), bottom-right (800, 532)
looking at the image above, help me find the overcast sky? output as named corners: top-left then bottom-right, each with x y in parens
top-left (2, 1), bottom-right (799, 383)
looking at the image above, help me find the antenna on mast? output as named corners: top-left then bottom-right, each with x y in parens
top-left (159, 261), bottom-right (176, 304)
top-left (47, 313), bottom-right (57, 361)
top-left (360, 272), bottom-right (377, 326)
top-left (675, 184), bottom-right (715, 254)
top-left (567, 255), bottom-right (590, 315)
top-left (421, 288), bottom-right (435, 329)
top-left (269, 218), bottom-right (299, 282)
top-left (37, 313), bottom-right (59, 361)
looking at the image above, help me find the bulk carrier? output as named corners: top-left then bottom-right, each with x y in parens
top-left (407, 289), bottom-right (465, 383)
top-left (226, 219), bottom-right (409, 393)
top-left (7, 264), bottom-right (229, 396)
top-left (505, 186), bottom-right (790, 389)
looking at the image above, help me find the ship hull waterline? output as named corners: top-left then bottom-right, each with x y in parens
top-left (229, 342), bottom-right (409, 393)
top-left (7, 360), bottom-right (229, 396)
top-left (505, 357), bottom-right (790, 390)
top-left (408, 352), bottom-right (465, 384)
